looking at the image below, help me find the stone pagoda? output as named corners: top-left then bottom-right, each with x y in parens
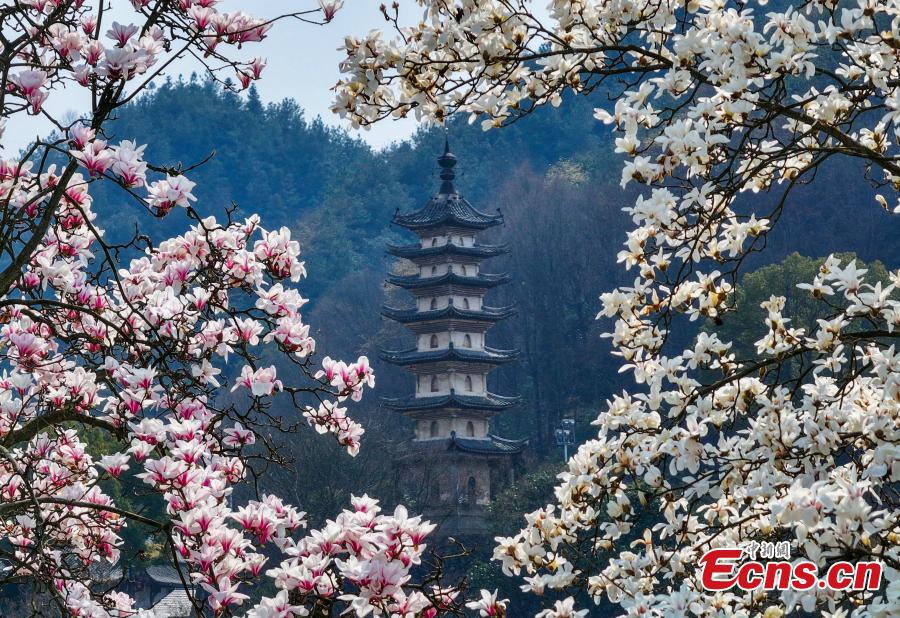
top-left (382, 142), bottom-right (526, 537)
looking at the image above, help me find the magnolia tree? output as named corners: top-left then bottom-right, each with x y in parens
top-left (334, 1), bottom-right (899, 616)
top-left (0, 1), bottom-right (502, 616)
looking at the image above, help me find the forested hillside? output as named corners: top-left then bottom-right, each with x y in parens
top-left (96, 77), bottom-right (900, 522)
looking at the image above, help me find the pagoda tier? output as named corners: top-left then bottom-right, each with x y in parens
top-left (386, 242), bottom-right (509, 262)
top-left (380, 344), bottom-right (518, 367)
top-left (382, 391), bottom-right (520, 415)
top-left (398, 434), bottom-right (529, 458)
top-left (450, 434), bottom-right (529, 455)
top-left (386, 271), bottom-right (510, 292)
top-left (381, 304), bottom-right (515, 324)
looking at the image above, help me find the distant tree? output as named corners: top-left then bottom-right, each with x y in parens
top-left (713, 253), bottom-right (894, 359)
top-left (491, 168), bottom-right (631, 453)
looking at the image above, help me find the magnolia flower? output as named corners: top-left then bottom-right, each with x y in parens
top-left (11, 70), bottom-right (46, 96)
top-left (232, 365), bottom-right (282, 397)
top-left (318, 0), bottom-right (343, 22)
top-left (147, 175), bottom-right (197, 214)
top-left (106, 22), bottom-right (140, 46)
top-left (535, 597), bottom-right (589, 618)
top-left (98, 453), bottom-right (130, 478)
top-left (465, 589), bottom-right (508, 617)
top-left (223, 422), bottom-right (255, 448)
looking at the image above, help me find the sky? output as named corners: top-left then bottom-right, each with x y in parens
top-left (4, 1), bottom-right (421, 154)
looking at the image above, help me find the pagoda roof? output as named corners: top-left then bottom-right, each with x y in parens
top-left (450, 433), bottom-right (528, 455)
top-left (382, 391), bottom-right (519, 413)
top-left (392, 142), bottom-right (503, 231)
top-left (387, 271), bottom-right (510, 290)
top-left (386, 242), bottom-right (508, 260)
top-left (382, 304), bottom-right (515, 323)
top-left (380, 345), bottom-right (518, 366)
top-left (393, 194), bottom-right (503, 231)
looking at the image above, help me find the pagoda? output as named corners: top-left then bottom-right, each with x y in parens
top-left (382, 142), bottom-right (526, 537)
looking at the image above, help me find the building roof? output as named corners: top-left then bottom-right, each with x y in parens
top-left (149, 589), bottom-right (193, 618)
top-left (380, 345), bottom-right (518, 366)
top-left (386, 242), bottom-right (508, 260)
top-left (146, 565), bottom-right (186, 586)
top-left (392, 143), bottom-right (503, 231)
top-left (383, 391), bottom-right (519, 413)
top-left (386, 271), bottom-right (510, 290)
top-left (382, 304), bottom-right (515, 323)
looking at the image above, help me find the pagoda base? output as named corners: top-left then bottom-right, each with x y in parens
top-left (423, 504), bottom-right (493, 538)
top-left (392, 437), bottom-right (526, 538)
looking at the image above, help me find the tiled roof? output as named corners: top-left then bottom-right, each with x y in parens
top-left (386, 271), bottom-right (510, 289)
top-left (383, 391), bottom-right (519, 413)
top-left (146, 565), bottom-right (185, 586)
top-left (380, 345), bottom-right (518, 366)
top-left (393, 194), bottom-right (503, 230)
top-left (386, 242), bottom-right (508, 260)
top-left (382, 304), bottom-right (515, 323)
top-left (149, 589), bottom-right (193, 618)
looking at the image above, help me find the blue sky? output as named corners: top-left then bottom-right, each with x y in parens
top-left (3, 1), bottom-right (420, 154)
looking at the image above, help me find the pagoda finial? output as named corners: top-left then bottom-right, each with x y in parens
top-left (438, 139), bottom-right (457, 195)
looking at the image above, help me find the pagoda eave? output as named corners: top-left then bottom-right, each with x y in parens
top-left (386, 272), bottom-right (510, 290)
top-left (397, 434), bottom-right (528, 458)
top-left (386, 243), bottom-right (509, 261)
top-left (451, 434), bottom-right (528, 455)
top-left (381, 305), bottom-right (516, 324)
top-left (382, 392), bottom-right (520, 414)
top-left (380, 346), bottom-right (518, 367)
top-left (392, 216), bottom-right (503, 232)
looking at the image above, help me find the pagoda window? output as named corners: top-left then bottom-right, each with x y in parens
top-left (429, 298), bottom-right (438, 310)
top-left (466, 476), bottom-right (477, 504)
top-left (430, 421), bottom-right (439, 438)
top-left (465, 421), bottom-right (475, 437)
top-left (465, 375), bottom-right (473, 391)
top-left (463, 334), bottom-right (472, 348)
top-left (430, 376), bottom-right (440, 392)
top-left (429, 334), bottom-right (439, 349)
top-left (430, 266), bottom-right (438, 276)
top-left (430, 237), bottom-right (437, 247)
top-left (462, 298), bottom-right (470, 309)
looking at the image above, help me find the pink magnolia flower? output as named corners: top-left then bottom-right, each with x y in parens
top-left (72, 140), bottom-right (113, 177)
top-left (98, 453), bottom-right (130, 478)
top-left (11, 70), bottom-right (46, 96)
top-left (105, 22), bottom-right (139, 47)
top-left (318, 0), bottom-right (343, 22)
top-left (223, 422), bottom-right (255, 448)
top-left (232, 365), bottom-right (282, 397)
top-left (68, 125), bottom-right (95, 149)
top-left (147, 175), bottom-right (197, 215)
top-left (110, 139), bottom-right (148, 187)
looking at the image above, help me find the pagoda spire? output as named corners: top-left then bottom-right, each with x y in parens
top-left (438, 138), bottom-right (458, 195)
